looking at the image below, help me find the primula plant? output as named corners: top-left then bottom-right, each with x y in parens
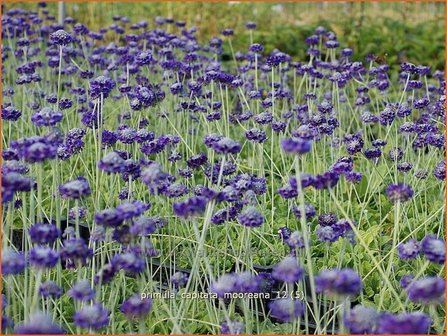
top-left (1, 2), bottom-right (445, 335)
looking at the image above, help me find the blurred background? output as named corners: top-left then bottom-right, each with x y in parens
top-left (3, 1), bottom-right (446, 69)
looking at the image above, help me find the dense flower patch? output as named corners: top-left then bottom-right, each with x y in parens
top-left (1, 3), bottom-right (445, 335)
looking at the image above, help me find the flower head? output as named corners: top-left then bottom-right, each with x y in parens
top-left (237, 206), bottom-right (264, 228)
top-left (315, 268), bottom-right (362, 297)
top-left (268, 298), bottom-right (305, 323)
top-left (221, 320), bottom-right (245, 334)
top-left (406, 276), bottom-right (445, 304)
top-left (376, 312), bottom-right (432, 334)
top-left (31, 107), bottom-right (63, 126)
top-left (74, 303), bottom-right (109, 330)
top-left (28, 246), bottom-right (59, 269)
top-left (211, 137), bottom-right (242, 154)
top-left (2, 249), bottom-right (26, 275)
top-left (173, 196), bottom-right (208, 218)
top-left (39, 281), bottom-right (63, 298)
top-left (344, 305), bottom-right (378, 334)
top-left (29, 223), bottom-right (60, 244)
top-left (59, 177), bottom-right (91, 199)
top-left (421, 234), bottom-right (445, 264)
top-left (385, 183), bottom-right (414, 203)
top-left (272, 256), bottom-right (304, 283)
top-left (67, 280), bottom-right (95, 301)
top-left (281, 137), bottom-right (311, 154)
top-left (120, 294), bottom-right (152, 319)
top-left (49, 29), bottom-right (73, 45)
top-left (397, 239), bottom-right (420, 260)
top-left (14, 312), bottom-right (65, 334)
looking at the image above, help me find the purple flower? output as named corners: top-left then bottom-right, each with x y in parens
top-left (98, 152), bottom-right (126, 173)
top-left (344, 305), bottom-right (378, 334)
top-left (89, 75), bottom-right (116, 99)
top-left (376, 312), bottom-right (432, 334)
top-left (433, 160), bottom-right (445, 180)
top-left (364, 148), bottom-right (382, 159)
top-left (2, 314), bottom-right (13, 331)
top-left (268, 298), bottom-right (305, 323)
top-left (272, 120), bottom-right (286, 133)
top-left (388, 147), bottom-right (403, 161)
top-left (400, 274), bottom-right (414, 288)
top-left (60, 238), bottom-right (93, 267)
top-left (204, 133), bottom-right (224, 147)
top-left (292, 203), bottom-right (316, 220)
top-left (397, 162), bottom-right (413, 173)
top-left (281, 137), bottom-right (311, 154)
top-left (315, 268), bottom-right (362, 297)
top-left (135, 51), bottom-right (153, 66)
top-left (2, 172), bottom-right (34, 198)
top-left (272, 256), bottom-right (304, 283)
top-left (13, 312), bottom-right (65, 334)
top-left (385, 183), bottom-right (414, 203)
top-left (74, 303), bottom-right (109, 330)
top-left (406, 276), bottom-right (445, 304)
top-left (211, 137), bottom-right (242, 155)
top-left (222, 28), bottom-right (234, 36)
top-left (22, 141), bottom-right (57, 163)
top-left (233, 272), bottom-right (265, 293)
top-left (49, 29), bottom-right (73, 45)
top-left (59, 176), bottom-right (91, 199)
top-left (344, 135), bottom-right (364, 155)
top-left (372, 139), bottom-right (387, 147)
top-left (39, 281), bottom-right (63, 298)
top-left (165, 183), bottom-right (189, 198)
top-left (170, 272), bottom-right (189, 288)
top-left (278, 226), bottom-right (292, 241)
top-left (237, 206), bottom-right (264, 228)
top-left (94, 263), bottom-right (116, 285)
top-left (95, 208), bottom-right (124, 227)
top-left (330, 157), bottom-right (353, 174)
top-left (173, 196), bottom-right (208, 218)
top-left (120, 294), bottom-right (152, 319)
top-left (245, 21), bottom-right (257, 30)
top-left (29, 223), bottom-right (60, 244)
top-left (68, 206), bottom-right (87, 221)
top-left (2, 249), bottom-right (26, 275)
top-left (186, 153), bottom-right (208, 168)
top-left (285, 231), bottom-right (305, 249)
top-left (211, 208), bottom-right (231, 225)
top-left (116, 200), bottom-right (149, 220)
top-left (111, 251), bottom-right (145, 274)
top-left (221, 320), bottom-right (245, 334)
top-left (249, 43), bottom-right (263, 53)
top-left (67, 280), bottom-right (95, 301)
top-left (2, 105), bottom-right (22, 121)
top-left (58, 98), bottom-right (72, 110)
top-left (28, 246), bottom-right (59, 269)
top-left (421, 234), bottom-right (445, 264)
top-left (335, 219), bottom-right (354, 236)
top-left (90, 226), bottom-right (106, 243)
top-left (312, 171), bottom-right (340, 189)
top-left (130, 216), bottom-right (159, 236)
top-left (245, 128), bottom-right (267, 143)
top-left (116, 126), bottom-right (137, 144)
top-left (318, 213), bottom-right (337, 226)
top-left (210, 273), bottom-right (238, 298)
top-left (316, 225), bottom-right (342, 243)
top-left (277, 179), bottom-right (298, 199)
top-left (170, 82), bottom-right (183, 94)
top-left (397, 239), bottom-right (420, 260)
